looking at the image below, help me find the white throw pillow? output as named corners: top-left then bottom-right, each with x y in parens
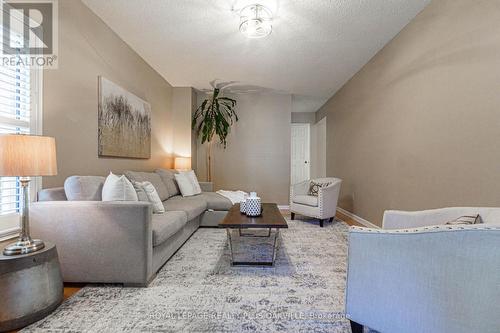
top-left (135, 181), bottom-right (165, 214)
top-left (102, 172), bottom-right (138, 201)
top-left (132, 182), bottom-right (149, 202)
top-left (174, 170), bottom-right (202, 197)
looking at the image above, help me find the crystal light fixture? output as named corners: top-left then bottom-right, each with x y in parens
top-left (239, 4), bottom-right (272, 38)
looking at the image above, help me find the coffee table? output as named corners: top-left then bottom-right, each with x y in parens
top-left (219, 203), bottom-right (288, 266)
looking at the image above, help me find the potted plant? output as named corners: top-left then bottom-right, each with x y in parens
top-left (192, 82), bottom-right (238, 181)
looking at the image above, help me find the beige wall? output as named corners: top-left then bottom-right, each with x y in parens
top-left (310, 117), bottom-right (326, 179)
top-left (190, 90), bottom-right (198, 174)
top-left (172, 87), bottom-right (194, 159)
top-left (43, 0), bottom-right (176, 188)
top-left (196, 93), bottom-right (292, 205)
top-left (320, 0), bottom-right (500, 226)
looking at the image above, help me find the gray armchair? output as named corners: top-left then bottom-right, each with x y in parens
top-left (346, 207), bottom-right (500, 333)
top-left (290, 177), bottom-right (342, 227)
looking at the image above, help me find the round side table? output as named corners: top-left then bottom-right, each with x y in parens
top-left (0, 241), bottom-right (63, 332)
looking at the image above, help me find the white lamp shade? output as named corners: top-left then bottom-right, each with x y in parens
top-left (174, 157), bottom-right (191, 171)
top-left (0, 134), bottom-right (57, 177)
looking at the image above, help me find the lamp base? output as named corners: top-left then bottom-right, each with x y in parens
top-left (3, 239), bottom-right (45, 256)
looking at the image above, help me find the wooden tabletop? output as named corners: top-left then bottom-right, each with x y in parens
top-left (219, 203), bottom-right (288, 229)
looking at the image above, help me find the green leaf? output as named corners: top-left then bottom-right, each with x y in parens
top-left (192, 86), bottom-right (238, 149)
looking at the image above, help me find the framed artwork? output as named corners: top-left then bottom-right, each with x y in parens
top-left (98, 76), bottom-right (151, 159)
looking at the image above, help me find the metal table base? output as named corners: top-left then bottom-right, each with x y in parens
top-left (227, 228), bottom-right (281, 267)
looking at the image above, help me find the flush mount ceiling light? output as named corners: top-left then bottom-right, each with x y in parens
top-left (239, 4), bottom-right (273, 38)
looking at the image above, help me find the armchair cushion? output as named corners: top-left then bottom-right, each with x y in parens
top-left (293, 195), bottom-right (318, 207)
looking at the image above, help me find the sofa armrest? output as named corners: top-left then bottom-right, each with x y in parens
top-left (30, 201), bottom-right (153, 285)
top-left (346, 225), bottom-right (500, 333)
top-left (199, 182), bottom-right (213, 192)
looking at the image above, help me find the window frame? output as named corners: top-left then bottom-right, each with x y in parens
top-left (0, 63), bottom-right (43, 242)
top-left (0, 2), bottom-right (45, 240)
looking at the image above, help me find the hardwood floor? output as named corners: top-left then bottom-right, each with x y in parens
top-left (334, 210), bottom-right (365, 227)
top-left (63, 283), bottom-right (86, 300)
top-left (281, 209), bottom-right (365, 227)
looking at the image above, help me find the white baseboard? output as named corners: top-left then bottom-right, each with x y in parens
top-left (337, 207), bottom-right (380, 229)
top-left (278, 205), bottom-right (290, 210)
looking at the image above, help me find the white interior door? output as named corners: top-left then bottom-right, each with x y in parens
top-left (291, 123), bottom-right (310, 185)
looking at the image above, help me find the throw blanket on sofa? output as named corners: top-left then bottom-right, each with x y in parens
top-left (216, 190), bottom-right (248, 204)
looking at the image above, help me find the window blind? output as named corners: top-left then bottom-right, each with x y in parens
top-left (0, 28), bottom-right (31, 232)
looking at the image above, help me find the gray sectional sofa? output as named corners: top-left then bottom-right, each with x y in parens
top-left (30, 169), bottom-right (232, 287)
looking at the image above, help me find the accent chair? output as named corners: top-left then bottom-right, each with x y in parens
top-left (346, 207), bottom-right (500, 333)
top-left (290, 177), bottom-right (342, 227)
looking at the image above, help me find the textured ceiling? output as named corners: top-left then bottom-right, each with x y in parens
top-left (82, 0), bottom-right (430, 112)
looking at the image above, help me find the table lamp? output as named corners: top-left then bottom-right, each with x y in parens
top-left (174, 157), bottom-right (191, 171)
top-left (0, 134), bottom-right (57, 256)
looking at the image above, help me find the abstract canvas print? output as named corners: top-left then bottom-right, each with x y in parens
top-left (98, 76), bottom-right (151, 158)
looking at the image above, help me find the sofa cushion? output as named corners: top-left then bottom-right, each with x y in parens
top-left (175, 171), bottom-right (202, 197)
top-left (293, 195), bottom-right (318, 207)
top-left (124, 171), bottom-right (169, 201)
top-left (64, 176), bottom-right (105, 201)
top-left (198, 192), bottom-right (233, 211)
top-left (155, 169), bottom-right (180, 197)
top-left (152, 211), bottom-right (187, 246)
top-left (102, 172), bottom-right (138, 202)
top-left (134, 181), bottom-right (165, 214)
top-left (38, 187), bottom-right (67, 201)
top-left (163, 195), bottom-right (207, 220)
top-left (132, 182), bottom-right (149, 202)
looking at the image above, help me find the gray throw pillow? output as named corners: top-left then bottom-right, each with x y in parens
top-left (155, 169), bottom-right (180, 197)
top-left (445, 214), bottom-right (482, 225)
top-left (124, 171), bottom-right (169, 201)
top-left (64, 176), bottom-right (105, 201)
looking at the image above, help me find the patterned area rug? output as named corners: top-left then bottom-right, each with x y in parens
top-left (24, 217), bottom-right (352, 333)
